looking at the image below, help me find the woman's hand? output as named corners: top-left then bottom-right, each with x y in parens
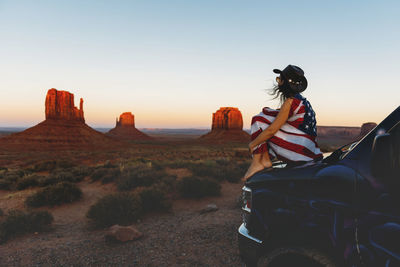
top-left (248, 141), bottom-right (256, 154)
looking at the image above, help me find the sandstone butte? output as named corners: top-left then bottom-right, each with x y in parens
top-left (106, 112), bottom-right (152, 141)
top-left (0, 88), bottom-right (120, 151)
top-left (200, 107), bottom-right (250, 143)
top-left (317, 122), bottom-right (377, 140)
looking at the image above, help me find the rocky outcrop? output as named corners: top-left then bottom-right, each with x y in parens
top-left (200, 107), bottom-right (250, 143)
top-left (105, 225), bottom-right (143, 243)
top-left (0, 88), bottom-right (120, 151)
top-left (212, 107), bottom-right (243, 130)
top-left (106, 112), bottom-right (152, 141)
top-left (116, 112), bottom-right (135, 127)
top-left (45, 89), bottom-right (84, 122)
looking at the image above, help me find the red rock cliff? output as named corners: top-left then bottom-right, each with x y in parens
top-left (45, 88), bottom-right (84, 122)
top-left (116, 112), bottom-right (135, 127)
top-left (211, 107), bottom-right (243, 130)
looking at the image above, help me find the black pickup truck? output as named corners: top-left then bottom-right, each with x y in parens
top-left (238, 106), bottom-right (400, 267)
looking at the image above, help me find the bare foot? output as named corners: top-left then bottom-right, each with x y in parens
top-left (260, 152), bottom-right (273, 168)
top-left (242, 161), bottom-right (265, 181)
top-left (260, 158), bottom-right (272, 169)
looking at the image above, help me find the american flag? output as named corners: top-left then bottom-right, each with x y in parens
top-left (251, 94), bottom-right (322, 162)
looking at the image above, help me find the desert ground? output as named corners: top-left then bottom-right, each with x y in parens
top-left (0, 132), bottom-right (250, 267)
top-left (0, 122), bottom-right (363, 267)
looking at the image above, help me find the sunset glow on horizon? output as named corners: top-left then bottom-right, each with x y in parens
top-left (1, 1), bottom-right (399, 129)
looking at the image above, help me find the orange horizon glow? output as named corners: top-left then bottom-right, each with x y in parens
top-left (1, 105), bottom-right (391, 129)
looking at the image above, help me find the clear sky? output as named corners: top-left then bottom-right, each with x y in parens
top-left (0, 0), bottom-right (399, 128)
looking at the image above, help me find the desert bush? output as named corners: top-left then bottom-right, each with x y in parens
top-left (31, 160), bottom-right (75, 172)
top-left (25, 182), bottom-right (82, 207)
top-left (102, 160), bottom-right (117, 168)
top-left (0, 177), bottom-right (14, 190)
top-left (166, 160), bottom-right (190, 169)
top-left (186, 160), bottom-right (244, 182)
top-left (101, 168), bottom-right (121, 184)
top-left (36, 171), bottom-right (78, 187)
top-left (54, 171), bottom-right (77, 182)
top-left (16, 174), bottom-right (42, 190)
top-left (215, 158), bottom-right (231, 166)
top-left (224, 167), bottom-right (244, 183)
top-left (139, 186), bottom-right (171, 212)
top-left (86, 192), bottom-right (142, 228)
top-left (91, 168), bottom-right (108, 181)
top-left (37, 175), bottom-right (59, 187)
top-left (91, 167), bottom-right (120, 184)
top-left (116, 165), bottom-right (162, 191)
top-left (71, 166), bottom-right (93, 180)
top-left (0, 171), bottom-right (27, 190)
top-left (188, 162), bottom-right (222, 180)
top-left (177, 176), bottom-right (221, 198)
top-left (0, 210), bottom-right (53, 243)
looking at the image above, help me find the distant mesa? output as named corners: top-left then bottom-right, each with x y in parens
top-left (358, 122), bottom-right (377, 139)
top-left (117, 112), bottom-right (135, 127)
top-left (317, 121), bottom-right (377, 140)
top-left (0, 88), bottom-right (120, 151)
top-left (200, 107), bottom-right (250, 143)
top-left (106, 112), bottom-right (152, 141)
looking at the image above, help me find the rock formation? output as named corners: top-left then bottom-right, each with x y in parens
top-left (200, 107), bottom-right (250, 143)
top-left (211, 107), bottom-right (243, 130)
top-left (116, 112), bottom-right (135, 127)
top-left (105, 225), bottom-right (143, 243)
top-left (0, 88), bottom-right (120, 151)
top-left (45, 88), bottom-right (84, 122)
top-left (106, 112), bottom-right (152, 141)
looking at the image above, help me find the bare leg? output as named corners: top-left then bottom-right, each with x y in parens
top-left (242, 153), bottom-right (265, 181)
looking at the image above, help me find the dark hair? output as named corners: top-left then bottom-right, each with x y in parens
top-left (269, 77), bottom-right (297, 104)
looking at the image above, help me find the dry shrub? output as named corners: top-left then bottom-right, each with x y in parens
top-left (31, 160), bottom-right (75, 172)
top-left (91, 167), bottom-right (120, 184)
top-left (71, 166), bottom-right (93, 180)
top-left (16, 174), bottom-right (42, 190)
top-left (177, 176), bottom-right (221, 198)
top-left (116, 165), bottom-right (166, 191)
top-left (0, 210), bottom-right (53, 243)
top-left (86, 192), bottom-right (142, 228)
top-left (167, 159), bottom-right (244, 183)
top-left (139, 186), bottom-right (171, 212)
top-left (25, 182), bottom-right (82, 207)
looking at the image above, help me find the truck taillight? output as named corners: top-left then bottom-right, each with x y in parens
top-left (242, 186), bottom-right (252, 226)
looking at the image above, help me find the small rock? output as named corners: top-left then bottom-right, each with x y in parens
top-left (105, 224), bottom-right (143, 243)
top-left (200, 204), bottom-right (218, 214)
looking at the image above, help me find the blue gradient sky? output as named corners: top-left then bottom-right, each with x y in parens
top-left (0, 0), bottom-right (399, 128)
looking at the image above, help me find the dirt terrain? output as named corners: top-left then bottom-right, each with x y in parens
top-left (0, 177), bottom-right (243, 266)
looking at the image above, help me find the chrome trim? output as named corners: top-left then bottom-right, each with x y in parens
top-left (242, 186), bottom-right (251, 192)
top-left (242, 206), bottom-right (251, 213)
top-left (238, 223), bottom-right (263, 244)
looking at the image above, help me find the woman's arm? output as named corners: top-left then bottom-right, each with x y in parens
top-left (249, 98), bottom-right (293, 152)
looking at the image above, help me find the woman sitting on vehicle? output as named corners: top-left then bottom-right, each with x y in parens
top-left (243, 65), bottom-right (323, 181)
